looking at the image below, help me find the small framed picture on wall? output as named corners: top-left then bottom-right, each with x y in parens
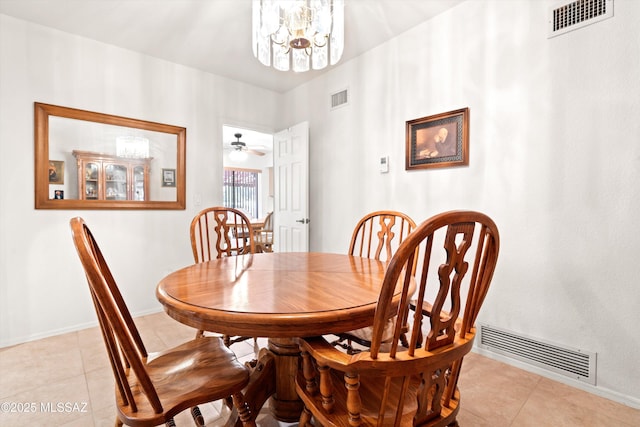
top-left (49, 160), bottom-right (65, 184)
top-left (162, 168), bottom-right (176, 187)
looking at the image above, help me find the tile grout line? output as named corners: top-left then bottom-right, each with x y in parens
top-left (508, 375), bottom-right (543, 426)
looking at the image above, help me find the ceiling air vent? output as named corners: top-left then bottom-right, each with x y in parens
top-left (548, 0), bottom-right (613, 38)
top-left (330, 89), bottom-right (349, 110)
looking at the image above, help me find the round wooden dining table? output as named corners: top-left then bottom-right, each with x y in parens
top-left (156, 252), bottom-right (391, 422)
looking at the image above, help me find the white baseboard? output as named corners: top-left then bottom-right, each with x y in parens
top-left (0, 307), bottom-right (164, 348)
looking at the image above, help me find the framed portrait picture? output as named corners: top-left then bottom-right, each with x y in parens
top-left (48, 160), bottom-right (65, 184)
top-left (162, 168), bottom-right (176, 187)
top-left (406, 108), bottom-right (469, 170)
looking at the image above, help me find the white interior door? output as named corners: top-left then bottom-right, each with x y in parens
top-left (273, 122), bottom-right (309, 252)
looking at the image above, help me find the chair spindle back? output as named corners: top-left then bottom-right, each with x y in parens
top-left (190, 207), bottom-right (256, 263)
top-left (349, 210), bottom-right (417, 262)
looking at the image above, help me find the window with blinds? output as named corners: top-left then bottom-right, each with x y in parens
top-left (223, 168), bottom-right (260, 219)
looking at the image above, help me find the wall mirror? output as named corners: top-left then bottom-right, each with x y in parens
top-left (35, 102), bottom-right (186, 209)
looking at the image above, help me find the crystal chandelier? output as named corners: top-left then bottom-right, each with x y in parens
top-left (252, 0), bottom-right (345, 72)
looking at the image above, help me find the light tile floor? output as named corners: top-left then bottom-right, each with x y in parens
top-left (1, 311), bottom-right (639, 426)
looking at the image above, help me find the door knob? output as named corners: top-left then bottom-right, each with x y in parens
top-left (296, 218), bottom-right (310, 224)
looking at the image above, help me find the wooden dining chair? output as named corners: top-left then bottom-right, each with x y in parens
top-left (70, 217), bottom-right (256, 427)
top-left (296, 210), bottom-right (500, 427)
top-left (332, 210), bottom-right (417, 354)
top-left (255, 211), bottom-right (274, 253)
top-left (190, 206), bottom-right (256, 262)
top-left (190, 206), bottom-right (257, 344)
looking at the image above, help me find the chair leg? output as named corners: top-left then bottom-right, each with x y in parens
top-left (114, 418), bottom-right (123, 427)
top-left (299, 406), bottom-right (313, 427)
top-left (191, 406), bottom-right (205, 426)
top-left (224, 395), bottom-right (234, 409)
top-left (400, 332), bottom-right (410, 348)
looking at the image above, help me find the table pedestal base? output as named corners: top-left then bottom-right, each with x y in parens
top-left (268, 338), bottom-right (304, 421)
top-left (240, 338), bottom-right (303, 423)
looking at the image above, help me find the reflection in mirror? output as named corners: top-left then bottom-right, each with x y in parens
top-left (50, 117), bottom-right (177, 201)
top-left (35, 103), bottom-right (186, 210)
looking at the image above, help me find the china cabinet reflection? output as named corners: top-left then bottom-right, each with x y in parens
top-left (72, 150), bottom-right (151, 201)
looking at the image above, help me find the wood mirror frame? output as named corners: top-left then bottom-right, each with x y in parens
top-left (35, 102), bottom-right (186, 210)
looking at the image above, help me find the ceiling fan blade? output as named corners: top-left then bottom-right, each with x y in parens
top-left (246, 149), bottom-right (265, 156)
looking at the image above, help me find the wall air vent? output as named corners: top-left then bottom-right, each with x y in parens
top-left (478, 324), bottom-right (597, 385)
top-left (548, 0), bottom-right (613, 38)
top-left (330, 89), bottom-right (349, 110)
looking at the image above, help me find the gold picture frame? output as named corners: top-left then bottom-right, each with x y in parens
top-left (49, 160), bottom-right (64, 184)
top-left (406, 108), bottom-right (469, 170)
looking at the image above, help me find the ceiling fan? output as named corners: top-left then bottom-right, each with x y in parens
top-left (230, 133), bottom-right (265, 156)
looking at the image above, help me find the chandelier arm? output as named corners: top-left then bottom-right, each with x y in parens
top-left (313, 34), bottom-right (328, 48)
